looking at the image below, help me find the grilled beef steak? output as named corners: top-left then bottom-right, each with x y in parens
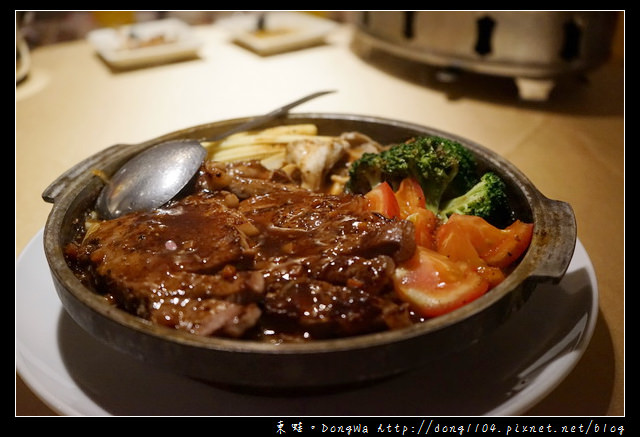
top-left (65, 160), bottom-right (417, 341)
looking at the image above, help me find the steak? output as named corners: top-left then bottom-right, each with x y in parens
top-left (66, 160), bottom-right (417, 341)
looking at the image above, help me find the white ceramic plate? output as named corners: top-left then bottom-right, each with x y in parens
top-left (16, 229), bottom-right (597, 416)
top-left (87, 18), bottom-right (202, 69)
top-left (217, 12), bottom-right (337, 55)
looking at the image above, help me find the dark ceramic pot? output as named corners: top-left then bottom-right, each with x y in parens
top-left (41, 113), bottom-right (576, 390)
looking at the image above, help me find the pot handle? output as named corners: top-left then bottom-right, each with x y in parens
top-left (528, 196), bottom-right (577, 283)
top-left (42, 144), bottom-right (126, 204)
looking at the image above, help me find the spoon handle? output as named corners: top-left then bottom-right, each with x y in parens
top-left (205, 90), bottom-right (336, 142)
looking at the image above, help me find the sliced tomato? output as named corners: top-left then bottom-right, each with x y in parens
top-left (393, 246), bottom-right (490, 318)
top-left (364, 182), bottom-right (400, 218)
top-left (393, 178), bottom-right (437, 248)
top-left (475, 265), bottom-right (507, 287)
top-left (484, 220), bottom-right (534, 268)
top-left (436, 216), bottom-right (485, 267)
top-left (436, 214), bottom-right (534, 269)
top-left (405, 208), bottom-right (437, 250)
top-left (434, 215), bottom-right (505, 286)
top-left (394, 178), bottom-right (426, 219)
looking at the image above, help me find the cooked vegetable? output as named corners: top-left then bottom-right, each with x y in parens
top-left (392, 213), bottom-right (534, 318)
top-left (394, 177), bottom-right (426, 218)
top-left (405, 209), bottom-right (438, 250)
top-left (345, 136), bottom-right (478, 215)
top-left (439, 171), bottom-right (510, 223)
top-left (342, 151), bottom-right (387, 195)
top-left (364, 181), bottom-right (400, 219)
top-left (363, 178), bottom-right (534, 317)
top-left (393, 246), bottom-right (490, 318)
top-left (394, 178), bottom-right (437, 249)
top-left (436, 214), bottom-right (534, 270)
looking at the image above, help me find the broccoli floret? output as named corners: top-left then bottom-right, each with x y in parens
top-left (345, 145), bottom-right (408, 194)
top-left (344, 152), bottom-right (387, 195)
top-left (431, 137), bottom-right (478, 200)
top-left (438, 171), bottom-right (509, 222)
top-left (346, 135), bottom-right (479, 215)
top-left (409, 140), bottom-right (459, 213)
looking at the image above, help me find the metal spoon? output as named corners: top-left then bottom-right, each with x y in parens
top-left (95, 90), bottom-right (335, 220)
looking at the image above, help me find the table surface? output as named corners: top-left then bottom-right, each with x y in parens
top-left (16, 19), bottom-right (624, 417)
